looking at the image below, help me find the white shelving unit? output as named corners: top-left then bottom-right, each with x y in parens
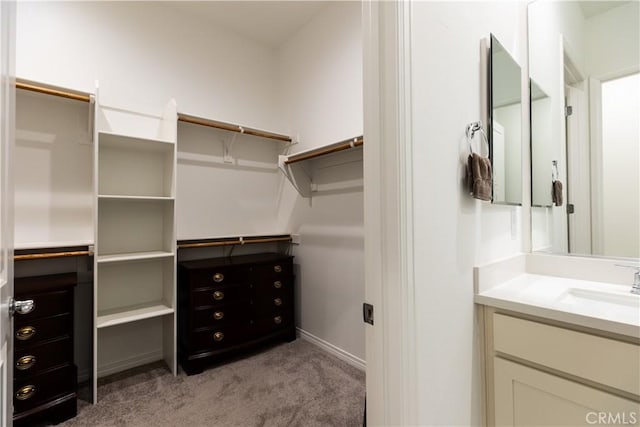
top-left (278, 136), bottom-right (364, 197)
top-left (92, 85), bottom-right (177, 403)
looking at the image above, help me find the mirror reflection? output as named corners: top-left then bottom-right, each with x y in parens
top-left (528, 1), bottom-right (639, 258)
top-left (490, 34), bottom-right (522, 205)
top-left (530, 80), bottom-right (552, 208)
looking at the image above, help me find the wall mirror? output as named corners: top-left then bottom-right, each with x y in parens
top-left (489, 34), bottom-right (522, 205)
top-left (528, 0), bottom-right (639, 259)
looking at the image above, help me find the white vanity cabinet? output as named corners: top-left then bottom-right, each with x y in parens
top-left (482, 309), bottom-right (640, 426)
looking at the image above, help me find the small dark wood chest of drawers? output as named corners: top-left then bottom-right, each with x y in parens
top-left (178, 253), bottom-right (295, 375)
top-left (13, 273), bottom-right (77, 426)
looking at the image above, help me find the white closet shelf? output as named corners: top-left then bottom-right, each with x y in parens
top-left (98, 195), bottom-right (175, 202)
top-left (97, 251), bottom-right (175, 264)
top-left (15, 240), bottom-right (93, 251)
top-left (99, 131), bottom-right (175, 149)
top-left (278, 135), bottom-right (363, 197)
top-left (97, 302), bottom-right (174, 329)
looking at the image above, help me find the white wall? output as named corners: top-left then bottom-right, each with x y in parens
top-left (14, 91), bottom-right (93, 247)
top-left (586, 2), bottom-right (640, 80)
top-left (409, 2), bottom-right (527, 424)
top-left (16, 2), bottom-right (282, 133)
top-left (176, 125), bottom-right (282, 240)
top-left (276, 2), bottom-right (365, 361)
top-left (601, 73), bottom-right (640, 258)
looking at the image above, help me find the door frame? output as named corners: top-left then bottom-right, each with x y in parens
top-left (363, 1), bottom-right (417, 425)
top-left (0, 0), bottom-right (16, 425)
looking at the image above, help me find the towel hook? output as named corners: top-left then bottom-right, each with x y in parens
top-left (552, 160), bottom-right (559, 181)
top-left (466, 121), bottom-right (489, 155)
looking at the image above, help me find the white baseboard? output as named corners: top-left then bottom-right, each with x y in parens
top-left (97, 350), bottom-right (163, 378)
top-left (297, 328), bottom-right (366, 371)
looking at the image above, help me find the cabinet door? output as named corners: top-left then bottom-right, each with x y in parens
top-left (494, 357), bottom-right (640, 427)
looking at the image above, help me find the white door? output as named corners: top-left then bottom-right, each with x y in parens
top-left (0, 1), bottom-right (15, 425)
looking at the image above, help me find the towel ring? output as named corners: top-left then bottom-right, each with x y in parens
top-left (466, 121), bottom-right (489, 155)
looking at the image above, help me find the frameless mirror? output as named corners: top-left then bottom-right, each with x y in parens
top-left (529, 1), bottom-right (639, 259)
top-left (489, 34), bottom-right (522, 205)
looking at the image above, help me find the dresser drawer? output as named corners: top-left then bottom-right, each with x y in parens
top-left (253, 275), bottom-right (293, 297)
top-left (191, 283), bottom-right (250, 307)
top-left (187, 267), bottom-right (249, 288)
top-left (192, 303), bottom-right (250, 329)
top-left (14, 289), bottom-right (73, 321)
top-left (250, 262), bottom-right (293, 282)
top-left (492, 313), bottom-right (640, 396)
top-left (190, 323), bottom-right (251, 351)
top-left (253, 293), bottom-right (291, 316)
top-left (14, 314), bottom-right (72, 349)
top-left (252, 312), bottom-right (292, 336)
top-left (13, 365), bottom-right (76, 413)
top-left (14, 337), bottom-right (73, 379)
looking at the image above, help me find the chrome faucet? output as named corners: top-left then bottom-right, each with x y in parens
top-left (616, 265), bottom-right (640, 295)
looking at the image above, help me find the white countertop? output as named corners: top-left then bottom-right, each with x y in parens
top-left (475, 273), bottom-right (640, 339)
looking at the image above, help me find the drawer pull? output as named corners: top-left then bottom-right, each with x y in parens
top-left (273, 281), bottom-right (282, 289)
top-left (212, 291), bottom-right (225, 301)
top-left (16, 326), bottom-right (36, 341)
top-left (274, 316), bottom-right (282, 325)
top-left (213, 311), bottom-right (224, 320)
top-left (274, 298), bottom-right (282, 306)
top-left (274, 265), bottom-right (282, 273)
top-left (16, 385), bottom-right (36, 401)
top-left (212, 272), bottom-right (224, 283)
top-left (16, 355), bottom-right (37, 371)
top-left (213, 331), bottom-right (224, 342)
top-left (12, 299), bottom-right (35, 315)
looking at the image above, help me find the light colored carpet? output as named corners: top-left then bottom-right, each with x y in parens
top-left (62, 339), bottom-right (365, 427)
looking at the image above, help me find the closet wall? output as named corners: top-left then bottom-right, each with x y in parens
top-left (16, 2), bottom-right (283, 131)
top-left (15, 92), bottom-right (92, 247)
top-left (276, 2), bottom-right (365, 363)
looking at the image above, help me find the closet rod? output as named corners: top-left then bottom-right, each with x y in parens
top-left (177, 113), bottom-right (292, 143)
top-left (14, 250), bottom-right (91, 261)
top-left (284, 136), bottom-right (364, 165)
top-left (178, 236), bottom-right (292, 249)
top-left (16, 82), bottom-right (92, 103)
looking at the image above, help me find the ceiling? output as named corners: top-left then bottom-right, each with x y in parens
top-left (160, 1), bottom-right (329, 49)
top-left (579, 1), bottom-right (630, 18)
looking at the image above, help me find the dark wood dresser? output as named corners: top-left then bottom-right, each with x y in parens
top-left (178, 253), bottom-right (295, 375)
top-left (13, 273), bottom-right (77, 426)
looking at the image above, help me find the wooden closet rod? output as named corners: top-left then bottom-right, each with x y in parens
top-left (16, 82), bottom-right (92, 103)
top-left (178, 235), bottom-right (292, 249)
top-left (177, 113), bottom-right (292, 143)
top-left (14, 250), bottom-right (91, 261)
top-left (284, 136), bottom-right (364, 165)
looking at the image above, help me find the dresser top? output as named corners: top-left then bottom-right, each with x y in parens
top-left (179, 253), bottom-right (293, 270)
top-left (15, 272), bottom-right (77, 294)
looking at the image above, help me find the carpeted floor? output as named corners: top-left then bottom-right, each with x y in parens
top-left (60, 339), bottom-right (365, 427)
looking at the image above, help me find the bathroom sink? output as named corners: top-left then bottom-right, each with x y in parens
top-left (559, 287), bottom-right (640, 324)
top-left (564, 288), bottom-right (640, 307)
